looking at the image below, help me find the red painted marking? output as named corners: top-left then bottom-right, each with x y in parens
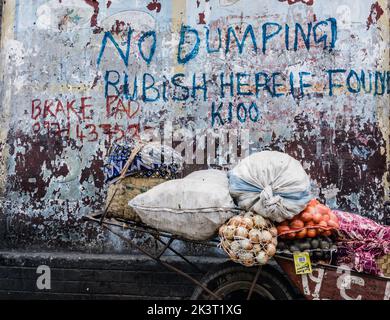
top-left (367, 1), bottom-right (384, 30)
top-left (84, 0), bottom-right (100, 27)
top-left (110, 20), bottom-right (127, 35)
top-left (106, 96), bottom-right (140, 119)
top-left (91, 74), bottom-right (101, 90)
top-left (31, 97), bottom-right (96, 122)
top-left (279, 0), bottom-right (314, 6)
top-left (198, 12), bottom-right (206, 25)
top-left (147, 0), bottom-right (162, 13)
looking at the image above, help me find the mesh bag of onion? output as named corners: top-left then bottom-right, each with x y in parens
top-left (219, 212), bottom-right (278, 267)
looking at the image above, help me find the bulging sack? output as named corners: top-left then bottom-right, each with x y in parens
top-left (228, 151), bottom-right (311, 222)
top-left (129, 169), bottom-right (240, 240)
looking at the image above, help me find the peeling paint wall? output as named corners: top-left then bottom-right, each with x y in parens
top-left (0, 0), bottom-right (389, 252)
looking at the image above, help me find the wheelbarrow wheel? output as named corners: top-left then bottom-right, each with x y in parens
top-left (191, 263), bottom-right (295, 300)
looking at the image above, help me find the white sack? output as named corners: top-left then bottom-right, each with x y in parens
top-left (185, 169), bottom-right (228, 183)
top-left (129, 169), bottom-right (240, 240)
top-left (228, 151), bottom-right (311, 222)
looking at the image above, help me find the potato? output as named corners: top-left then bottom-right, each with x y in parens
top-left (289, 245), bottom-right (300, 253)
top-left (310, 239), bottom-right (320, 249)
top-left (299, 242), bottom-right (311, 251)
top-left (320, 241), bottom-right (330, 250)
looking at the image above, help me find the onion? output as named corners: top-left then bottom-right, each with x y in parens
top-left (266, 243), bottom-right (276, 257)
top-left (260, 230), bottom-right (272, 243)
top-left (238, 252), bottom-right (253, 259)
top-left (242, 260), bottom-right (254, 267)
top-left (252, 244), bottom-right (262, 254)
top-left (253, 215), bottom-right (267, 228)
top-left (241, 217), bottom-right (254, 229)
top-left (230, 240), bottom-right (241, 252)
top-left (239, 238), bottom-right (253, 250)
top-left (230, 216), bottom-right (242, 227)
top-left (238, 251), bottom-right (254, 265)
top-left (223, 226), bottom-right (236, 240)
top-left (255, 252), bottom-right (269, 265)
top-left (248, 229), bottom-right (261, 243)
top-left (235, 226), bottom-right (249, 238)
top-left (269, 227), bottom-right (278, 237)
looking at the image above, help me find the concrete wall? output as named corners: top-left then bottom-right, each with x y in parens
top-left (0, 0), bottom-right (389, 253)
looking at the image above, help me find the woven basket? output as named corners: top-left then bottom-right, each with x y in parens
top-left (376, 254), bottom-right (390, 278)
top-left (105, 176), bottom-right (166, 222)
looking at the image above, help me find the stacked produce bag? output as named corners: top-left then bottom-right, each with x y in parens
top-left (125, 149), bottom-right (336, 266)
top-left (105, 145), bottom-right (388, 276)
top-left (224, 148), bottom-right (388, 273)
top-left (220, 150), bottom-right (342, 266)
top-left (218, 151), bottom-right (321, 266)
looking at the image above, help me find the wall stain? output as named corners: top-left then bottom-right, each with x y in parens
top-left (79, 149), bottom-right (105, 189)
top-left (7, 131), bottom-right (77, 202)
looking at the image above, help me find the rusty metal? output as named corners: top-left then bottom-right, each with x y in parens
top-left (153, 236), bottom-right (205, 273)
top-left (99, 188), bottom-right (118, 225)
top-left (246, 266), bottom-right (262, 300)
top-left (156, 238), bottom-right (174, 259)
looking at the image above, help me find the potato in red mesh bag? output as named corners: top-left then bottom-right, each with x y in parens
top-left (276, 199), bottom-right (339, 240)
